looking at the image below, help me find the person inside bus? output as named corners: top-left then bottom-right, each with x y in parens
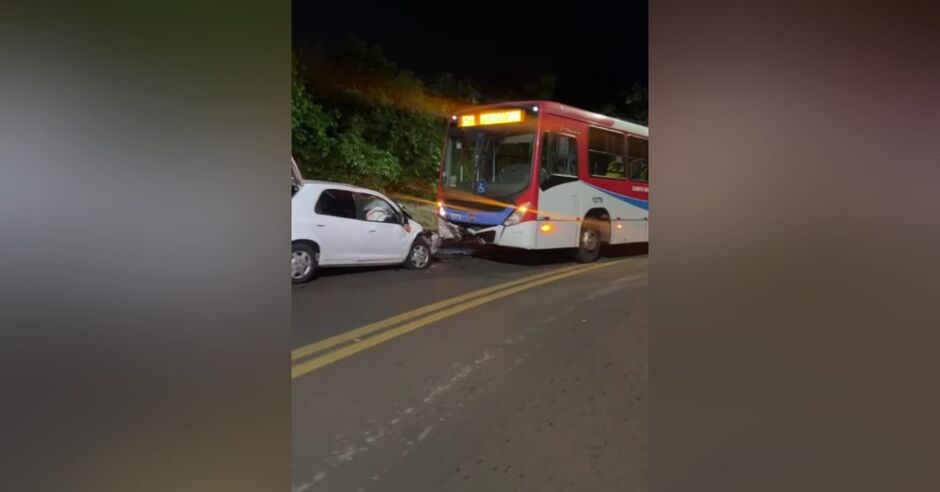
top-left (605, 160), bottom-right (625, 179)
top-left (629, 158), bottom-right (649, 181)
top-left (498, 163), bottom-right (530, 183)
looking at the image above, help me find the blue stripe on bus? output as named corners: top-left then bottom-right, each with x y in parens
top-left (443, 206), bottom-right (514, 226)
top-left (586, 184), bottom-right (649, 211)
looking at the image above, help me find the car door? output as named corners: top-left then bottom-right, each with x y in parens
top-left (312, 188), bottom-right (370, 264)
top-left (353, 191), bottom-right (411, 262)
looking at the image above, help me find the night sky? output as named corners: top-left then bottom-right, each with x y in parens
top-left (292, 1), bottom-right (648, 112)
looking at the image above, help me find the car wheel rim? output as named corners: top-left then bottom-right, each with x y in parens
top-left (291, 250), bottom-right (312, 279)
top-left (411, 245), bottom-right (430, 268)
top-left (582, 229), bottom-right (598, 251)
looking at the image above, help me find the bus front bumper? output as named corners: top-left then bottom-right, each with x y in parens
top-left (436, 218), bottom-right (538, 250)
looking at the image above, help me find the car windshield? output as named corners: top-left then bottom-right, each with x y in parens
top-left (291, 157), bottom-right (303, 197)
top-left (397, 202), bottom-right (414, 221)
top-left (441, 119), bottom-right (537, 200)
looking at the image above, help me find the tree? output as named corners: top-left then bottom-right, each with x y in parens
top-left (291, 57), bottom-right (336, 165)
top-left (601, 83), bottom-right (648, 125)
top-left (429, 72), bottom-right (481, 109)
top-left (522, 73), bottom-right (557, 100)
top-left (291, 39), bottom-right (449, 199)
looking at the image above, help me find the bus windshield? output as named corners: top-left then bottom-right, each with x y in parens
top-left (441, 121), bottom-right (536, 201)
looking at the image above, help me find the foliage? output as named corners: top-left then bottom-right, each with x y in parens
top-left (292, 39), bottom-right (469, 198)
top-left (291, 60), bottom-right (336, 163)
top-left (600, 83), bottom-right (648, 125)
top-left (522, 73), bottom-right (557, 100)
top-left (429, 72), bottom-right (481, 105)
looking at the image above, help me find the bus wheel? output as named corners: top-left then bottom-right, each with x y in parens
top-left (574, 223), bottom-right (602, 263)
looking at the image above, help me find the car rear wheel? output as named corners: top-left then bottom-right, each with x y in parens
top-left (403, 237), bottom-right (432, 270)
top-left (291, 243), bottom-right (318, 284)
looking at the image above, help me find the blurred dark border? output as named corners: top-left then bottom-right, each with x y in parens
top-left (1, 2), bottom-right (290, 491)
top-left (651, 1), bottom-right (940, 490)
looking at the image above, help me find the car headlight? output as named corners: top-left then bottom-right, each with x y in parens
top-left (503, 202), bottom-right (531, 227)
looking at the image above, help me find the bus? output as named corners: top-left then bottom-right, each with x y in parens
top-left (436, 100), bottom-right (648, 262)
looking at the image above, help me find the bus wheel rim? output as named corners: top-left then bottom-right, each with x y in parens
top-left (582, 229), bottom-right (598, 250)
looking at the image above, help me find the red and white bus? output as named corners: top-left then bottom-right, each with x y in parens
top-left (436, 101), bottom-right (648, 262)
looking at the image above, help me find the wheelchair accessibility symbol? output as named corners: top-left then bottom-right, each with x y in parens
top-left (475, 181), bottom-right (487, 194)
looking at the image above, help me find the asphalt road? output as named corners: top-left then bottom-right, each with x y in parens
top-left (291, 246), bottom-right (649, 492)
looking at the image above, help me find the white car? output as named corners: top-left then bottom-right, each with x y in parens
top-left (291, 180), bottom-right (439, 284)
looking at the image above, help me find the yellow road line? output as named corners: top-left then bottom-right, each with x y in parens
top-left (291, 262), bottom-right (592, 362)
top-left (291, 259), bottom-right (626, 379)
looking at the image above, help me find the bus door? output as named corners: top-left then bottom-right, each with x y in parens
top-left (536, 115), bottom-right (585, 249)
top-left (624, 135), bottom-right (650, 243)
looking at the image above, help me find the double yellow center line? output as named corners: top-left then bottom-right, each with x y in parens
top-left (291, 259), bottom-right (628, 379)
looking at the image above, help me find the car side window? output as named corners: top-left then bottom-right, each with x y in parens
top-left (314, 189), bottom-right (357, 219)
top-left (354, 192), bottom-right (401, 224)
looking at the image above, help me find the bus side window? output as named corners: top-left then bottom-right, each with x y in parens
top-left (588, 127), bottom-right (626, 179)
top-left (627, 136), bottom-right (649, 182)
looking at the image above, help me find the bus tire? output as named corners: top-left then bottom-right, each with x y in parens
top-left (574, 222), bottom-right (602, 263)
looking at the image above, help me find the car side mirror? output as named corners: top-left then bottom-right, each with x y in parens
top-left (399, 212), bottom-right (412, 232)
top-left (396, 204), bottom-right (409, 224)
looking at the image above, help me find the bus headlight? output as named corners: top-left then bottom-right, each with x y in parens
top-left (503, 202), bottom-right (531, 227)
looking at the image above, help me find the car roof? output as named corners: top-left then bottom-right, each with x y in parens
top-left (301, 180), bottom-right (386, 196)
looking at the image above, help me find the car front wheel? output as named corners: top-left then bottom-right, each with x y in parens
top-left (403, 237), bottom-right (432, 270)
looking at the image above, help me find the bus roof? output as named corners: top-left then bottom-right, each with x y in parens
top-left (453, 100), bottom-right (648, 138)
